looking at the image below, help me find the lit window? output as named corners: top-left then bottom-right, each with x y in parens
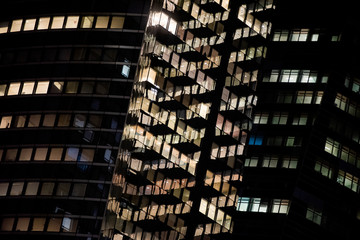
top-left (62, 217), bottom-right (77, 232)
top-left (10, 19), bottom-right (23, 32)
top-left (282, 157), bottom-right (298, 169)
top-left (262, 156), bottom-right (278, 168)
top-left (0, 116), bottom-right (12, 128)
top-left (37, 17), bottom-right (50, 30)
top-left (24, 19), bottom-right (36, 31)
top-left (35, 81), bottom-right (49, 94)
top-left (110, 16), bottom-right (125, 29)
top-left (51, 16), bottom-right (65, 29)
top-left (272, 112), bottom-right (288, 125)
top-left (65, 148), bottom-right (79, 161)
top-left (272, 199), bottom-right (290, 214)
top-left (95, 16), bottom-right (109, 28)
top-left (8, 82), bottom-right (21, 95)
top-left (21, 82), bottom-right (35, 94)
top-left (47, 218), bottom-right (61, 232)
top-left (34, 148), bottom-right (48, 161)
top-left (80, 16), bottom-right (94, 28)
top-left (25, 182), bottom-right (39, 195)
top-left (244, 157), bottom-right (258, 167)
top-left (65, 16), bottom-right (79, 28)
top-left (121, 59), bottom-right (131, 78)
top-left (311, 33), bottom-right (319, 41)
top-left (0, 21), bottom-right (9, 34)
top-left (57, 114), bottom-right (71, 126)
top-left (10, 182), bottom-right (24, 195)
top-left (80, 149), bottom-right (94, 162)
top-left (49, 148), bottom-right (63, 161)
top-left (32, 218), bottom-right (46, 231)
top-left (40, 182), bottom-right (55, 195)
top-left (315, 160), bottom-right (333, 179)
top-left (50, 81), bottom-right (64, 93)
top-left (0, 183), bottom-right (9, 196)
top-left (43, 114), bottom-right (56, 127)
top-left (73, 114), bottom-right (86, 127)
top-left (28, 114), bottom-right (41, 127)
top-left (15, 218), bottom-right (30, 231)
top-left (19, 148), bottom-right (33, 161)
top-left (306, 207), bottom-right (322, 225)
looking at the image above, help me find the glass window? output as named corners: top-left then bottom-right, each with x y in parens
top-left (80, 81), bottom-right (94, 93)
top-left (22, 82), bottom-right (35, 94)
top-left (28, 114), bottom-right (41, 127)
top-left (50, 81), bottom-right (64, 93)
top-left (80, 16), bottom-right (94, 28)
top-left (65, 82), bottom-right (79, 93)
top-left (49, 148), bottom-right (63, 161)
top-left (0, 84), bottom-right (6, 96)
top-left (25, 182), bottom-right (39, 195)
top-left (19, 148), bottom-right (33, 161)
top-left (37, 17), bottom-right (50, 30)
top-left (24, 19), bottom-right (36, 31)
top-left (40, 182), bottom-right (55, 195)
top-left (31, 218), bottom-right (46, 231)
top-left (10, 19), bottom-right (23, 32)
top-left (56, 182), bottom-right (71, 196)
top-left (10, 182), bottom-right (24, 195)
top-left (14, 115), bottom-right (26, 128)
top-left (5, 149), bottom-right (17, 161)
top-left (80, 149), bottom-right (94, 162)
top-left (65, 16), bottom-right (79, 28)
top-left (0, 182), bottom-right (9, 196)
top-left (58, 114), bottom-right (71, 126)
top-left (0, 21), bottom-right (9, 34)
top-left (62, 217), bottom-right (78, 232)
top-left (8, 82), bottom-right (21, 95)
top-left (306, 207), bottom-right (322, 225)
top-left (110, 16), bottom-right (125, 29)
top-left (34, 148), bottom-right (48, 161)
top-left (72, 183), bottom-right (87, 197)
top-left (0, 116), bottom-right (12, 128)
top-left (65, 148), bottom-right (79, 161)
top-left (51, 16), bottom-right (65, 29)
top-left (1, 218), bottom-right (15, 231)
top-left (35, 81), bottom-right (49, 94)
top-left (95, 16), bottom-right (109, 28)
top-left (47, 218), bottom-right (61, 232)
top-left (311, 34), bottom-right (319, 41)
top-left (73, 114), bottom-right (86, 127)
top-left (43, 114), bottom-right (56, 127)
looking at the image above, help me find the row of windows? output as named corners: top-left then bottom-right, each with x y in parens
top-left (276, 91), bottom-right (323, 105)
top-left (0, 47), bottom-right (137, 67)
top-left (0, 80), bottom-right (132, 97)
top-left (244, 155), bottom-right (298, 169)
top-left (334, 93), bottom-right (360, 119)
top-left (253, 111), bottom-right (308, 125)
top-left (0, 146), bottom-right (114, 163)
top-left (263, 69), bottom-right (326, 83)
top-left (236, 197), bottom-right (290, 214)
top-left (272, 29), bottom-right (341, 42)
top-left (1, 216), bottom-right (78, 233)
top-left (325, 138), bottom-right (360, 168)
top-left (0, 113), bottom-right (122, 130)
top-left (0, 181), bottom-right (89, 198)
top-left (0, 15), bottom-right (125, 34)
top-left (249, 135), bottom-right (302, 147)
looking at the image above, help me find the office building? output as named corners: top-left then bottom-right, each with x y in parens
top-left (0, 0), bottom-right (150, 239)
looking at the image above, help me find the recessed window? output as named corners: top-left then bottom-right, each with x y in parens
top-left (110, 16), bottom-right (125, 29)
top-left (25, 182), bottom-right (39, 195)
top-left (8, 82), bottom-right (21, 95)
top-left (19, 148), bottom-right (33, 161)
top-left (24, 19), bottom-right (36, 31)
top-left (51, 16), bottom-right (65, 29)
top-left (0, 116), bottom-right (12, 128)
top-left (80, 81), bottom-right (94, 93)
top-left (10, 19), bottom-right (23, 32)
top-left (10, 182), bottom-right (24, 195)
top-left (28, 114), bottom-right (41, 127)
top-left (80, 16), bottom-right (94, 28)
top-left (35, 81), bottom-right (49, 94)
top-left (65, 16), bottom-right (79, 28)
top-left (34, 148), bottom-right (48, 161)
top-left (95, 16), bottom-right (109, 28)
top-left (49, 148), bottom-right (63, 161)
top-left (22, 82), bottom-right (35, 94)
top-left (37, 17), bottom-right (50, 30)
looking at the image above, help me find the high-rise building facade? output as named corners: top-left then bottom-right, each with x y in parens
top-left (103, 0), bottom-right (273, 239)
top-left (0, 0), bottom-right (150, 239)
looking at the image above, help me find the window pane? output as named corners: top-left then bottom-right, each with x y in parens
top-left (65, 16), bottom-right (79, 28)
top-left (40, 182), bottom-right (55, 195)
top-left (80, 16), bottom-right (94, 28)
top-left (0, 183), bottom-right (9, 196)
top-left (21, 82), bottom-right (35, 94)
top-left (8, 82), bottom-right (20, 95)
top-left (35, 81), bottom-right (49, 94)
top-left (19, 148), bottom-right (33, 161)
top-left (80, 149), bottom-right (95, 162)
top-left (51, 16), bottom-right (65, 29)
top-left (0, 84), bottom-right (6, 96)
top-left (25, 182), bottom-right (39, 195)
top-left (65, 148), bottom-right (79, 161)
top-left (58, 114), bottom-right (71, 126)
top-left (110, 16), bottom-right (125, 29)
top-left (47, 218), bottom-right (61, 232)
top-left (10, 19), bottom-right (23, 32)
top-left (1, 218), bottom-right (15, 231)
top-left (43, 114), bottom-right (56, 127)
top-left (72, 183), bottom-right (87, 197)
top-left (32, 218), bottom-right (46, 231)
top-left (49, 148), bottom-right (63, 161)
top-left (56, 182), bottom-right (71, 196)
top-left (10, 182), bottom-right (24, 195)
top-left (95, 16), bottom-right (109, 28)
top-left (14, 115), bottom-right (26, 128)
top-left (24, 19), bottom-right (36, 31)
top-left (80, 81), bottom-right (94, 93)
top-left (28, 114), bottom-right (41, 127)
top-left (5, 149), bottom-right (17, 161)
top-left (34, 148), bottom-right (48, 161)
top-left (38, 17), bottom-right (50, 30)
top-left (65, 82), bottom-right (79, 93)
top-left (50, 81), bottom-right (64, 93)
top-left (73, 114), bottom-right (86, 127)
top-left (0, 116), bottom-right (12, 128)
top-left (0, 21), bottom-right (9, 34)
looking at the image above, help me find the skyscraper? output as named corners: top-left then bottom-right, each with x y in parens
top-left (0, 0), bottom-right (150, 239)
top-left (103, 0), bottom-right (272, 239)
